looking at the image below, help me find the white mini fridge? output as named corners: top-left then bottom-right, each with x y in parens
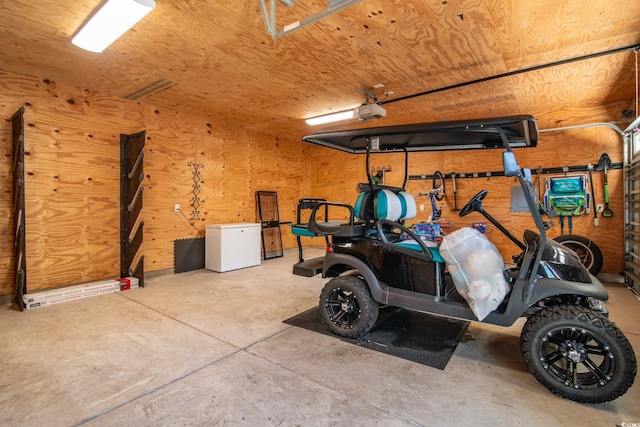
top-left (205, 223), bottom-right (261, 272)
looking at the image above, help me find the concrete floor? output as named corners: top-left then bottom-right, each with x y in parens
top-left (1, 248), bottom-right (639, 426)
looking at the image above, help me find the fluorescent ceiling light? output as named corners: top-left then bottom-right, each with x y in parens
top-left (72, 0), bottom-right (156, 53)
top-left (306, 109), bottom-right (354, 126)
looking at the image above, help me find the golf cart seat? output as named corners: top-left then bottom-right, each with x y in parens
top-left (367, 188), bottom-right (439, 262)
top-left (353, 184), bottom-right (417, 222)
top-left (374, 188), bottom-right (417, 222)
top-left (291, 198), bottom-right (328, 238)
top-left (306, 184), bottom-right (414, 238)
top-left (307, 201), bottom-right (365, 237)
top-left (291, 198), bottom-right (331, 277)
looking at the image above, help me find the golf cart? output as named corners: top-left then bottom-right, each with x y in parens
top-left (301, 115), bottom-right (636, 403)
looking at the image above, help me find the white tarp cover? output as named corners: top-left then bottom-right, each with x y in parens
top-left (439, 227), bottom-right (510, 320)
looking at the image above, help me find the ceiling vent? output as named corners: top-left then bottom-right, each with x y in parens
top-left (124, 78), bottom-right (177, 100)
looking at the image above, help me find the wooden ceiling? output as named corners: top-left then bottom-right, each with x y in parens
top-left (1, 0), bottom-right (639, 138)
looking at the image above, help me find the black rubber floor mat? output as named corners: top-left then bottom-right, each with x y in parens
top-left (284, 306), bottom-right (469, 370)
top-left (174, 237), bottom-right (204, 273)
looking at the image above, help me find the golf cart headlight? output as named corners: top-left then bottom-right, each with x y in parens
top-left (587, 297), bottom-right (607, 314)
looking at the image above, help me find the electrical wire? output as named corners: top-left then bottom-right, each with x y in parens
top-left (178, 209), bottom-right (203, 236)
top-left (380, 43), bottom-right (640, 106)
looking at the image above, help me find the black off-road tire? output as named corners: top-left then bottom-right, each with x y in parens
top-left (521, 304), bottom-right (636, 403)
top-left (319, 276), bottom-right (379, 339)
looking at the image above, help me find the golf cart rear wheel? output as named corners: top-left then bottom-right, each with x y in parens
top-left (553, 235), bottom-right (603, 275)
top-left (521, 305), bottom-right (637, 403)
top-left (319, 276), bottom-right (378, 339)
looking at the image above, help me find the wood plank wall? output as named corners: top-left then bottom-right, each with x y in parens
top-left (0, 69), bottom-right (308, 296)
top-left (0, 68), bottom-right (626, 298)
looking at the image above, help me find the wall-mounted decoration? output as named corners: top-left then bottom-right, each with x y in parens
top-left (188, 162), bottom-right (204, 220)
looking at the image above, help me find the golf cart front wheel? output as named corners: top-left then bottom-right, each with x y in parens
top-left (521, 305), bottom-right (637, 403)
top-left (319, 276), bottom-right (378, 339)
top-left (553, 235), bottom-right (603, 275)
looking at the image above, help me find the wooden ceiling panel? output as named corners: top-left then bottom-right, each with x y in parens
top-left (495, 0), bottom-right (640, 68)
top-left (508, 53), bottom-right (637, 120)
top-left (0, 0), bottom-right (638, 138)
top-left (326, 0), bottom-right (509, 94)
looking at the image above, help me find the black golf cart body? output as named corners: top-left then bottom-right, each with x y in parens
top-left (303, 115), bottom-right (606, 326)
top-left (300, 115), bottom-right (636, 403)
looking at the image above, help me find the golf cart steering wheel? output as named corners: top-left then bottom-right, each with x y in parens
top-left (459, 189), bottom-right (488, 217)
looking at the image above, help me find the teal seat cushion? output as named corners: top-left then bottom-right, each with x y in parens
top-left (354, 192), bottom-right (367, 220)
top-left (395, 240), bottom-right (445, 263)
top-left (375, 189), bottom-right (402, 221)
top-left (291, 225), bottom-right (317, 237)
top-left (397, 191), bottom-right (417, 220)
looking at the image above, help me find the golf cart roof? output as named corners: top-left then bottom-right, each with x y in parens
top-left (302, 115), bottom-right (538, 154)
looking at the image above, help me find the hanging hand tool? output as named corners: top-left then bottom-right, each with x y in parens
top-left (450, 172), bottom-right (459, 211)
top-left (596, 153), bottom-right (614, 217)
top-left (587, 163), bottom-right (598, 226)
top-left (536, 166), bottom-right (543, 201)
top-left (430, 171), bottom-right (445, 220)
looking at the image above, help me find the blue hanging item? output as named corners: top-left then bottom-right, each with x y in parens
top-left (544, 174), bottom-right (590, 234)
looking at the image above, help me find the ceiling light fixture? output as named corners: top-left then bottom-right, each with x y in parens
top-left (305, 109), bottom-right (355, 125)
top-left (306, 86), bottom-right (388, 126)
top-left (72, 0), bottom-right (156, 53)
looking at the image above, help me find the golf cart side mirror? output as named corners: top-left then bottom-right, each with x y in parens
top-left (503, 152), bottom-right (519, 177)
